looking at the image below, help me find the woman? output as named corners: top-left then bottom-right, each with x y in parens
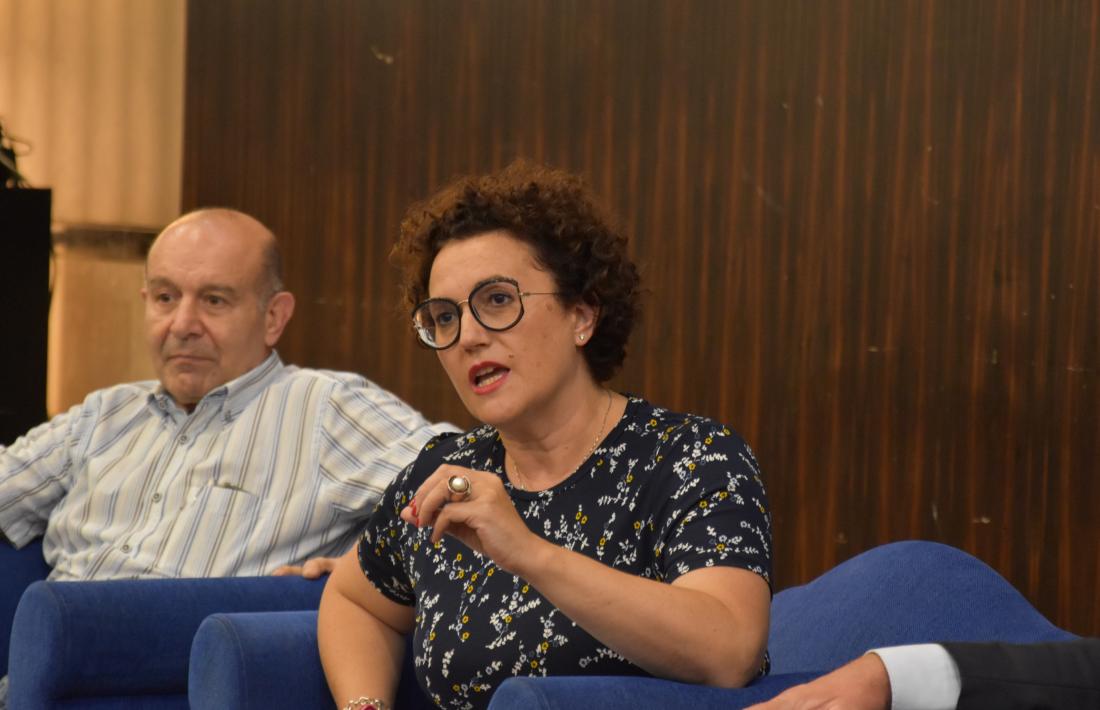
top-left (318, 161), bottom-right (772, 710)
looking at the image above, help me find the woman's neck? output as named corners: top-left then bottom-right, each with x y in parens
top-left (500, 386), bottom-right (625, 491)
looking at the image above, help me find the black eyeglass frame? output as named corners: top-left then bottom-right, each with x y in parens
top-left (411, 277), bottom-right (561, 350)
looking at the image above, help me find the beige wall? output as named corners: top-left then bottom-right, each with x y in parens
top-left (0, 0), bottom-right (185, 413)
top-left (0, 0), bottom-right (185, 224)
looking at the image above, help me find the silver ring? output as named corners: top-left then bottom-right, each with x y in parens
top-left (446, 475), bottom-right (471, 500)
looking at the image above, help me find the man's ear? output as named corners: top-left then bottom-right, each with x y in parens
top-left (264, 291), bottom-right (296, 347)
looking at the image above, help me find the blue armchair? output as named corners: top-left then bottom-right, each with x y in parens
top-left (1, 539), bottom-right (51, 676)
top-left (7, 574), bottom-right (327, 709)
top-left (189, 611), bottom-right (433, 708)
top-left (7, 540), bottom-right (1076, 709)
top-left (188, 540), bottom-right (1076, 708)
top-left (487, 540), bottom-right (1076, 708)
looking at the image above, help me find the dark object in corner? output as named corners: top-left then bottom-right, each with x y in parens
top-left (0, 189), bottom-right (51, 445)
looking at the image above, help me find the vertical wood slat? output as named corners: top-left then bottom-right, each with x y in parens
top-left (182, 0), bottom-right (1100, 636)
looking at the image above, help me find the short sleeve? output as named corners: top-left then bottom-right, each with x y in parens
top-left (357, 459), bottom-right (417, 605)
top-left (357, 432), bottom-right (457, 606)
top-left (653, 420), bottom-right (772, 587)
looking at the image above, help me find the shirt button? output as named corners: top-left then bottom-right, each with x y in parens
top-left (121, 544), bottom-right (131, 553)
top-left (179, 434), bottom-right (189, 444)
top-left (152, 492), bottom-right (162, 503)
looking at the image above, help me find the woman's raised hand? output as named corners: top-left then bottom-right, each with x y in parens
top-left (400, 463), bottom-right (544, 574)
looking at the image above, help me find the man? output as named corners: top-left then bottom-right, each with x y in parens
top-left (0, 208), bottom-right (452, 705)
top-left (748, 638), bottom-right (1100, 710)
top-left (0, 208), bottom-right (449, 579)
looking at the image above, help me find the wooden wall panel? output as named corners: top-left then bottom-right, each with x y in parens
top-left (183, 0), bottom-right (1100, 635)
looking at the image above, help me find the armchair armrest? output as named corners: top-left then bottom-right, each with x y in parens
top-left (189, 610), bottom-right (434, 710)
top-left (487, 672), bottom-right (824, 709)
top-left (0, 537), bottom-right (51, 674)
top-left (8, 575), bottom-right (325, 708)
top-left (188, 608), bottom-right (814, 710)
top-left (189, 611), bottom-right (328, 709)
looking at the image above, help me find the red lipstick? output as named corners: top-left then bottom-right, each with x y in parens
top-left (468, 361), bottom-right (510, 395)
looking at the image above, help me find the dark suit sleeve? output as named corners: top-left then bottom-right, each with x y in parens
top-left (942, 638), bottom-right (1100, 710)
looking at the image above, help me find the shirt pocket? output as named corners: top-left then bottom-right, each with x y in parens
top-left (152, 481), bottom-right (264, 577)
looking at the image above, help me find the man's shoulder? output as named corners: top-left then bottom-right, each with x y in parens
top-left (277, 365), bottom-right (370, 389)
top-left (258, 365), bottom-right (396, 404)
top-left (39, 380), bottom-right (160, 436)
top-left (272, 365), bottom-right (442, 430)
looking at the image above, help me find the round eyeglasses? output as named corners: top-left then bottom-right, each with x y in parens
top-left (412, 277), bottom-right (560, 350)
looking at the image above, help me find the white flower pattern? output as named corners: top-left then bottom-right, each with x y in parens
top-left (359, 396), bottom-right (771, 709)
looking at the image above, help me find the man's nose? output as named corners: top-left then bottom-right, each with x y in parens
top-left (168, 297), bottom-right (204, 338)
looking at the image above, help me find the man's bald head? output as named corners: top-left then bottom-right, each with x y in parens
top-left (148, 208), bottom-right (284, 302)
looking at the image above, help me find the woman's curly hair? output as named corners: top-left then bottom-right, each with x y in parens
top-left (392, 160), bottom-right (640, 382)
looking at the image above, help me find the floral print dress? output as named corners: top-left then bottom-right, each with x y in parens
top-left (359, 396), bottom-right (772, 709)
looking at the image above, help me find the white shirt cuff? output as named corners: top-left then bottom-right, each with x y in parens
top-left (869, 644), bottom-right (961, 710)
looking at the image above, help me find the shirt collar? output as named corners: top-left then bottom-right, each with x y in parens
top-left (148, 351), bottom-right (286, 421)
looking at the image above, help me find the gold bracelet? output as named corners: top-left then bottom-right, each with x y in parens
top-left (342, 697), bottom-right (389, 710)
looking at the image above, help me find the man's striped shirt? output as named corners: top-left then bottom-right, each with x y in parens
top-left (0, 352), bottom-right (452, 580)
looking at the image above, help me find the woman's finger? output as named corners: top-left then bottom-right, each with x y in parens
top-left (406, 465), bottom-right (478, 528)
top-left (411, 463), bottom-right (467, 500)
top-left (429, 500), bottom-right (485, 555)
top-left (407, 473), bottom-right (454, 527)
top-left (429, 501), bottom-right (458, 544)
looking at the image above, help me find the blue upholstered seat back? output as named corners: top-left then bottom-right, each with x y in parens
top-left (767, 540), bottom-right (1076, 674)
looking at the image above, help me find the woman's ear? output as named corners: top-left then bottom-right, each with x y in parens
top-left (573, 300), bottom-right (600, 345)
